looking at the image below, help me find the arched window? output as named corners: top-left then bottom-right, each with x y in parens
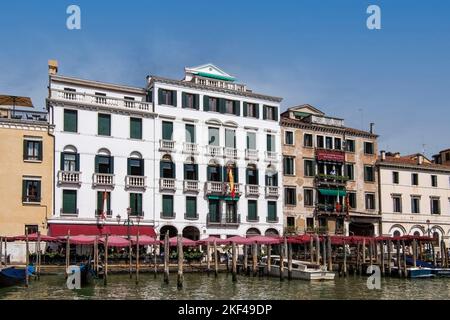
top-left (207, 160), bottom-right (222, 182)
top-left (95, 148), bottom-right (113, 174)
top-left (224, 161), bottom-right (238, 183)
top-left (265, 164), bottom-right (278, 186)
top-left (160, 154), bottom-right (175, 179)
top-left (184, 157), bottom-right (198, 181)
top-left (393, 230), bottom-right (401, 237)
top-left (61, 145), bottom-right (79, 171)
top-left (128, 152), bottom-right (144, 176)
top-left (246, 164), bottom-right (258, 185)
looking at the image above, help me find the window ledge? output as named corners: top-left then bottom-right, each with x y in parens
top-left (62, 131), bottom-right (79, 134)
top-left (22, 201), bottom-right (41, 205)
top-left (24, 159), bottom-right (42, 163)
top-left (159, 103), bottom-right (177, 108)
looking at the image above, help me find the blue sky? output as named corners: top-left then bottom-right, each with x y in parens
top-left (1, 0), bottom-right (449, 157)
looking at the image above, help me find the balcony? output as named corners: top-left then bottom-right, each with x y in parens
top-left (265, 151), bottom-right (278, 162)
top-left (316, 149), bottom-right (345, 163)
top-left (207, 213), bottom-right (241, 227)
top-left (206, 145), bottom-right (222, 158)
top-left (224, 182), bottom-right (242, 196)
top-left (160, 211), bottom-right (175, 219)
top-left (205, 181), bottom-right (224, 195)
top-left (50, 89), bottom-right (154, 113)
top-left (57, 171), bottom-right (81, 185)
top-left (224, 147), bottom-right (238, 159)
top-left (183, 142), bottom-right (198, 154)
top-left (95, 209), bottom-right (113, 218)
top-left (183, 180), bottom-right (199, 193)
top-left (245, 185), bottom-right (259, 197)
top-left (184, 212), bottom-right (199, 220)
top-left (125, 175), bottom-right (146, 189)
top-left (160, 139), bottom-right (175, 152)
top-left (266, 216), bottom-right (279, 223)
top-left (265, 186), bottom-right (279, 198)
top-left (284, 226), bottom-right (297, 235)
top-left (245, 149), bottom-right (258, 161)
top-left (315, 174), bottom-right (348, 187)
top-left (159, 178), bottom-right (176, 191)
top-left (92, 173), bottom-right (115, 187)
top-left (315, 204), bottom-right (347, 216)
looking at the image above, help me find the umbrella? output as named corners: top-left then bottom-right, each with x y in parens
top-left (169, 236), bottom-right (197, 246)
top-left (129, 235), bottom-right (160, 245)
top-left (226, 235), bottom-right (254, 245)
top-left (196, 236), bottom-right (229, 245)
top-left (99, 236), bottom-right (130, 247)
top-left (13, 233), bottom-right (57, 242)
top-left (0, 95), bottom-right (33, 107)
top-left (246, 235), bottom-right (281, 245)
top-left (57, 235), bottom-right (97, 245)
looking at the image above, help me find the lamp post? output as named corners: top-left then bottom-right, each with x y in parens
top-left (116, 208), bottom-right (134, 240)
top-left (426, 219), bottom-right (431, 238)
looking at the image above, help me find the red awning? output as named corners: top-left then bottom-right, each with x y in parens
top-left (100, 236), bottom-right (130, 247)
top-left (13, 233), bottom-right (58, 242)
top-left (246, 235), bottom-right (281, 245)
top-left (57, 235), bottom-right (97, 245)
top-left (48, 224), bottom-right (156, 238)
top-left (196, 236), bottom-right (230, 245)
top-left (129, 235), bottom-right (160, 246)
top-left (226, 235), bottom-right (254, 245)
top-left (168, 236), bottom-right (197, 247)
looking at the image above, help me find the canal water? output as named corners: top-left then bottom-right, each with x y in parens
top-left (1, 273), bottom-right (450, 299)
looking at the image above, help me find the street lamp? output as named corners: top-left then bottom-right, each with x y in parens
top-left (426, 219), bottom-right (431, 238)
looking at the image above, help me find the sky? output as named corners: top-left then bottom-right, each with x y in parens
top-left (1, 0), bottom-right (449, 157)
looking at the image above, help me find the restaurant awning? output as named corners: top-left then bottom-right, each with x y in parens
top-left (318, 189), bottom-right (346, 196)
top-left (48, 223), bottom-right (156, 237)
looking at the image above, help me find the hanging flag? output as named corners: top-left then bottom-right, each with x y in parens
top-left (335, 189), bottom-right (341, 212)
top-left (228, 166), bottom-right (235, 199)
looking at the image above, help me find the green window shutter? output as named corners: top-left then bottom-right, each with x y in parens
top-left (163, 195), bottom-right (173, 216)
top-left (274, 107), bottom-right (279, 121)
top-left (140, 159), bottom-right (145, 176)
top-left (268, 201), bottom-right (277, 220)
top-left (172, 162), bottom-right (176, 179)
top-left (22, 180), bottom-right (26, 201)
top-left (234, 101), bottom-right (240, 116)
top-left (234, 167), bottom-right (239, 183)
top-left (110, 157), bottom-right (114, 174)
top-left (185, 124), bottom-right (195, 143)
top-left (246, 168), bottom-right (249, 184)
top-left (162, 121), bottom-right (173, 140)
top-left (137, 194), bottom-right (142, 215)
top-left (64, 110), bottom-right (77, 132)
top-left (263, 106), bottom-right (267, 120)
top-left (23, 140), bottom-right (28, 160)
top-left (75, 153), bottom-right (80, 171)
top-left (160, 161), bottom-right (163, 178)
top-left (97, 191), bottom-right (102, 211)
top-left (248, 201), bottom-right (257, 220)
top-left (219, 98), bottom-right (225, 114)
top-left (203, 95), bottom-right (209, 111)
top-left (37, 142), bottom-right (43, 161)
top-left (98, 114), bottom-right (111, 136)
top-left (127, 158), bottom-right (131, 175)
top-left (255, 104), bottom-right (260, 119)
top-left (266, 135), bottom-right (271, 151)
top-left (243, 102), bottom-right (247, 117)
top-left (186, 197), bottom-right (197, 218)
top-left (63, 190), bottom-right (77, 214)
top-left (60, 152), bottom-right (65, 170)
top-left (255, 169), bottom-right (259, 184)
top-left (158, 88), bottom-right (163, 105)
top-left (94, 155), bottom-right (99, 173)
top-left (130, 118), bottom-right (142, 139)
top-left (182, 92), bottom-right (186, 108)
top-left (194, 94), bottom-right (199, 109)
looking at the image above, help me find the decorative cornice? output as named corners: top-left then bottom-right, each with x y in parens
top-left (377, 160), bottom-right (450, 174)
top-left (0, 118), bottom-right (54, 131)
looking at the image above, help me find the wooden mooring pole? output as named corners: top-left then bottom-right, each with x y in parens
top-left (177, 234), bottom-right (184, 288)
top-left (0, 236), bottom-right (3, 266)
top-left (309, 236), bottom-right (313, 263)
top-left (129, 235), bottom-right (133, 279)
top-left (243, 245), bottom-right (248, 275)
top-left (25, 232), bottom-right (29, 287)
top-left (65, 231), bottom-right (71, 277)
top-left (356, 242), bottom-right (361, 275)
top-left (315, 235), bottom-right (320, 265)
top-left (288, 242), bottom-right (293, 280)
top-left (402, 240), bottom-right (407, 278)
top-left (396, 241), bottom-right (401, 277)
top-left (104, 234), bottom-right (108, 286)
top-left (279, 242), bottom-right (285, 281)
top-left (4, 237), bottom-right (7, 267)
top-left (153, 240), bottom-right (157, 278)
top-left (322, 237), bottom-right (327, 270)
top-left (136, 231), bottom-right (140, 285)
top-left (37, 231), bottom-right (41, 280)
top-left (231, 242), bottom-right (237, 282)
top-left (214, 240), bottom-right (218, 277)
top-left (343, 240), bottom-right (347, 277)
top-left (381, 240), bottom-right (385, 276)
top-left (163, 231), bottom-right (169, 284)
top-left (387, 239), bottom-right (392, 275)
top-left (252, 243), bottom-right (258, 277)
top-left (413, 239), bottom-right (417, 268)
top-left (206, 241), bottom-right (211, 276)
top-left (362, 238), bottom-right (366, 267)
top-left (267, 244), bottom-right (272, 275)
top-left (327, 235), bottom-right (332, 271)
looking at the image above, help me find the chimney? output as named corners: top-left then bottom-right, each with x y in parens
top-left (394, 152), bottom-right (401, 158)
top-left (417, 154), bottom-right (424, 165)
top-left (370, 122), bottom-right (375, 134)
top-left (380, 150), bottom-right (386, 161)
top-left (48, 60), bottom-right (58, 75)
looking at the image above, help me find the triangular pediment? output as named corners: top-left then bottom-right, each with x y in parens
top-left (185, 63), bottom-right (235, 82)
top-left (289, 104), bottom-right (325, 116)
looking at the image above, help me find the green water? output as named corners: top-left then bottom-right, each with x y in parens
top-left (1, 273), bottom-right (450, 300)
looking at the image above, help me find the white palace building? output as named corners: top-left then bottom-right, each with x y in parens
top-left (46, 62), bottom-right (283, 240)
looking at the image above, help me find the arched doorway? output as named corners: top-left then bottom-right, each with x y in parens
top-left (393, 230), bottom-right (401, 237)
top-left (246, 228), bottom-right (261, 237)
top-left (183, 226), bottom-right (200, 241)
top-left (349, 222), bottom-right (374, 236)
top-left (265, 228), bottom-right (279, 237)
top-left (159, 225), bottom-right (178, 240)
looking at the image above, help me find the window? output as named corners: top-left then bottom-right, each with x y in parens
top-left (162, 121), bottom-right (173, 141)
top-left (265, 171), bottom-right (278, 186)
top-left (304, 189), bottom-right (314, 206)
top-left (284, 187), bottom-right (297, 206)
top-left (345, 164), bottom-right (354, 180)
top-left (25, 225), bottom-right (38, 235)
top-left (287, 217), bottom-right (295, 228)
top-left (225, 129), bottom-right (236, 148)
top-left (306, 218), bottom-right (314, 229)
top-left (365, 193), bottom-right (375, 210)
top-left (159, 88), bottom-right (176, 106)
top-left (185, 124), bottom-right (195, 143)
top-left (430, 197), bottom-right (440, 215)
top-left (364, 142), bottom-right (374, 155)
top-left (267, 201), bottom-right (277, 221)
top-left (23, 139), bottom-right (42, 161)
top-left (304, 160), bottom-right (315, 177)
top-left (22, 179), bottom-right (41, 203)
top-left (392, 195), bottom-right (402, 213)
top-left (98, 113), bottom-right (111, 136)
top-left (325, 137), bottom-right (333, 149)
top-left (208, 127), bottom-right (220, 146)
top-left (225, 100), bottom-right (234, 114)
top-left (347, 192), bottom-right (356, 209)
top-left (411, 197), bottom-right (420, 214)
top-left (61, 152), bottom-right (79, 171)
top-left (124, 96), bottom-right (135, 107)
top-left (266, 134), bottom-right (275, 152)
top-left (160, 159), bottom-right (175, 178)
top-left (345, 139), bottom-right (355, 152)
top-left (95, 92), bottom-right (107, 104)
top-left (364, 166), bottom-right (375, 182)
top-left (246, 166), bottom-right (258, 185)
top-left (392, 171), bottom-right (399, 184)
top-left (248, 200), bottom-right (258, 221)
top-left (246, 132), bottom-right (256, 150)
top-left (207, 165), bottom-right (221, 181)
top-left (285, 131), bottom-right (294, 145)
top-left (62, 190), bottom-right (77, 215)
top-left (263, 105), bottom-right (278, 121)
top-left (182, 92), bottom-right (198, 109)
top-left (431, 175), bottom-right (438, 187)
top-left (130, 117), bottom-right (142, 140)
top-left (130, 193), bottom-right (143, 216)
top-left (316, 135), bottom-right (324, 148)
top-left (209, 199), bottom-right (221, 222)
top-left (184, 163), bottom-right (198, 180)
top-left (411, 173), bottom-right (419, 186)
top-left (63, 87), bottom-right (76, 100)
top-left (334, 138), bottom-right (342, 150)
top-left (95, 155), bottom-right (114, 174)
top-left (244, 103), bottom-right (258, 118)
top-left (128, 158), bottom-right (144, 176)
top-left (283, 157), bottom-right (295, 175)
top-left (446, 153), bottom-right (450, 161)
top-left (304, 134), bottom-right (313, 147)
top-left (204, 96), bottom-right (219, 112)
top-left (96, 191), bottom-right (111, 216)
top-left (63, 109), bottom-right (77, 132)
top-left (186, 197), bottom-right (197, 219)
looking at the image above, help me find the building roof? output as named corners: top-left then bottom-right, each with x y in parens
top-left (377, 155), bottom-right (450, 172)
